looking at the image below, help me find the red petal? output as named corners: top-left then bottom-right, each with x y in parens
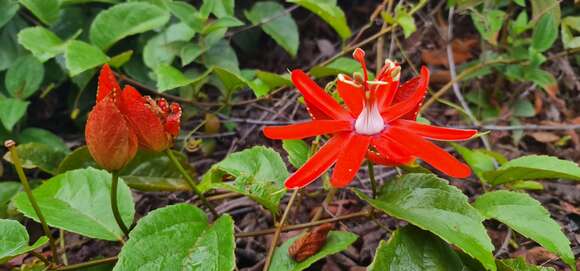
top-left (96, 64), bottom-right (121, 103)
top-left (367, 150), bottom-right (414, 166)
top-left (119, 85), bottom-right (170, 152)
top-left (384, 127), bottom-right (471, 178)
top-left (385, 66), bottom-right (430, 120)
top-left (263, 120), bottom-right (352, 140)
top-left (375, 80), bottom-right (399, 110)
top-left (292, 70), bottom-right (351, 120)
top-left (337, 75), bottom-right (364, 116)
top-left (285, 133), bottom-right (349, 189)
top-left (371, 135), bottom-right (414, 165)
top-left (330, 134), bottom-right (371, 188)
top-left (85, 96), bottom-right (138, 171)
top-left (380, 67), bottom-right (430, 122)
top-left (304, 97), bottom-right (332, 120)
top-left (392, 119), bottom-right (477, 141)
top-left (165, 102), bottom-right (182, 137)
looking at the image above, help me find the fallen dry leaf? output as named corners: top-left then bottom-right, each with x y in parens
top-left (421, 38), bottom-right (478, 67)
top-left (288, 223), bottom-right (333, 262)
top-left (530, 132), bottom-right (560, 143)
top-left (513, 246), bottom-right (557, 265)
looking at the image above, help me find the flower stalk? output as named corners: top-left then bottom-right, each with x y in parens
top-left (5, 140), bottom-right (59, 265)
top-left (110, 171), bottom-right (130, 237)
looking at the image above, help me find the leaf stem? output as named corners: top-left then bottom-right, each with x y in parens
top-left (263, 189), bottom-right (299, 271)
top-left (5, 140), bottom-right (59, 265)
top-left (165, 149), bottom-right (218, 218)
top-left (367, 161), bottom-right (378, 199)
top-left (110, 171), bottom-right (130, 237)
top-left (55, 256), bottom-right (118, 271)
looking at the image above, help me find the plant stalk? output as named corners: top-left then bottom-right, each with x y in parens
top-left (263, 189), bottom-right (299, 271)
top-left (110, 171), bottom-right (130, 237)
top-left (5, 140), bottom-right (59, 265)
top-left (165, 149), bottom-right (218, 218)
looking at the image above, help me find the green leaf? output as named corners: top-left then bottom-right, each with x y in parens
top-left (512, 99), bottom-right (535, 117)
top-left (471, 9), bottom-right (505, 45)
top-left (269, 231), bottom-right (357, 271)
top-left (5, 55), bottom-right (44, 99)
top-left (204, 39), bottom-right (239, 73)
top-left (212, 67), bottom-right (269, 97)
top-left (282, 140), bottom-right (309, 169)
top-left (394, 5), bottom-right (416, 38)
top-left (109, 50), bottom-right (133, 68)
top-left (143, 23), bottom-right (196, 69)
top-left (17, 27), bottom-right (64, 63)
top-left (65, 40), bottom-right (110, 76)
top-left (0, 182), bottom-right (21, 218)
top-left (452, 143), bottom-right (496, 182)
top-left (562, 16), bottom-right (580, 49)
top-left (57, 147), bottom-right (192, 192)
top-left (89, 2), bottom-right (170, 50)
top-left (0, 219), bottom-right (48, 263)
top-left (13, 168), bottom-right (135, 241)
top-left (202, 16), bottom-right (244, 34)
top-left (114, 204), bottom-right (235, 271)
top-left (511, 11), bottom-right (528, 35)
top-left (310, 57), bottom-right (373, 79)
top-left (287, 0), bottom-right (351, 41)
top-left (0, 98), bottom-right (28, 131)
top-left (3, 143), bottom-right (67, 175)
top-left (245, 1), bottom-right (299, 57)
top-left (201, 146), bottom-right (288, 214)
top-left (208, 0), bottom-right (234, 18)
top-left (531, 0), bottom-right (560, 24)
top-left (497, 257), bottom-right (555, 271)
top-left (0, 0), bottom-right (19, 29)
top-left (179, 43), bottom-right (204, 66)
top-left (510, 180), bottom-right (544, 190)
top-left (532, 14), bottom-right (558, 52)
top-left (19, 0), bottom-right (60, 25)
top-left (483, 155), bottom-right (580, 185)
top-left (156, 64), bottom-right (194, 92)
top-left (353, 174), bottom-right (495, 271)
top-left (256, 71), bottom-right (292, 89)
top-left (0, 18), bottom-right (26, 72)
top-left (168, 1), bottom-right (204, 32)
top-left (368, 225), bottom-right (464, 271)
top-left (473, 191), bottom-right (575, 270)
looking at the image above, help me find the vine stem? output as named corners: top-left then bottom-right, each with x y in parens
top-left (110, 171), bottom-right (130, 237)
top-left (5, 140), bottom-right (59, 265)
top-left (165, 149), bottom-right (218, 218)
top-left (263, 189), bottom-right (299, 271)
top-left (310, 187), bottom-right (338, 223)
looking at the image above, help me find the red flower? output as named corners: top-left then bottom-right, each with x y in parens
top-left (263, 48), bottom-right (476, 189)
top-left (85, 65), bottom-right (182, 170)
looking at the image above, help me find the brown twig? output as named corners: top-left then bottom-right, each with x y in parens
top-left (263, 190), bottom-right (299, 271)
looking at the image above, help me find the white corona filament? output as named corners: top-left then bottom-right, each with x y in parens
top-left (354, 103), bottom-right (384, 135)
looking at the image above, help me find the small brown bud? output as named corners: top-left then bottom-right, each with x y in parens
top-left (4, 140), bottom-right (16, 149)
top-left (288, 223), bottom-right (333, 262)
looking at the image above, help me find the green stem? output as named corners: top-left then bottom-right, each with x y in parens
top-left (5, 140), bottom-right (59, 265)
top-left (165, 149), bottom-right (218, 218)
top-left (367, 160), bottom-right (377, 199)
top-left (263, 189), bottom-right (299, 271)
top-left (55, 256), bottom-right (118, 271)
top-left (111, 171), bottom-right (130, 237)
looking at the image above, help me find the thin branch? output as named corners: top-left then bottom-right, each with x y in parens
top-left (263, 190), bottom-right (299, 271)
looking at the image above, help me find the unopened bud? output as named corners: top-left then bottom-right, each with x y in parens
top-left (4, 140), bottom-right (15, 149)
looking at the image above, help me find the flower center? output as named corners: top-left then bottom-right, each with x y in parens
top-left (354, 103), bottom-right (384, 135)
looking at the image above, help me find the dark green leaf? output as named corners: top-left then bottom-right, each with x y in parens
top-left (282, 140), bottom-right (309, 169)
top-left (19, 0), bottom-right (60, 25)
top-left (0, 182), bottom-right (21, 218)
top-left (17, 27), bottom-right (64, 62)
top-left (353, 174), bottom-right (495, 271)
top-left (532, 14), bottom-right (558, 52)
top-left (168, 1), bottom-right (204, 32)
top-left (3, 143), bottom-right (67, 175)
top-left (368, 226), bottom-right (464, 271)
top-left (245, 1), bottom-right (299, 57)
top-left (13, 168), bottom-right (135, 241)
top-left (255, 71), bottom-right (292, 89)
top-left (269, 231), bottom-right (357, 271)
top-left (0, 219), bottom-right (48, 263)
top-left (483, 155), bottom-right (580, 185)
top-left (114, 204), bottom-right (235, 271)
top-left (287, 0), bottom-right (351, 41)
top-left (89, 2), bottom-right (170, 50)
top-left (5, 55), bottom-right (44, 99)
top-left (143, 23), bottom-right (195, 69)
top-left (473, 191), bottom-right (575, 270)
top-left (204, 39), bottom-right (239, 73)
top-left (65, 40), bottom-right (110, 76)
top-left (156, 64), bottom-right (194, 92)
top-left (0, 98), bottom-right (29, 131)
top-left (213, 67), bottom-right (269, 97)
top-left (0, 18), bottom-right (27, 71)
top-left (0, 0), bottom-right (19, 29)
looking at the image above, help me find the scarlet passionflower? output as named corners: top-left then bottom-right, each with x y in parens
top-left (85, 65), bottom-right (182, 171)
top-left (263, 48), bottom-right (477, 189)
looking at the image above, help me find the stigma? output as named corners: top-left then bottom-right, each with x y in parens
top-left (354, 103), bottom-right (384, 135)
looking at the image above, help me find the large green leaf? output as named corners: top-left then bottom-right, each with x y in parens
top-left (255, 70), bottom-right (292, 89)
top-left (204, 39), bottom-right (239, 73)
top-left (368, 226), bottom-right (464, 271)
top-left (0, 0), bottom-right (19, 29)
top-left (18, 0), bottom-right (60, 25)
top-left (3, 143), bottom-right (68, 175)
top-left (212, 67), bottom-right (270, 98)
top-left (0, 18), bottom-right (26, 72)
top-left (18, 127), bottom-right (69, 153)
top-left (201, 146), bottom-right (288, 214)
top-left (532, 14), bottom-right (558, 52)
top-left (168, 1), bottom-right (204, 32)
top-left (65, 40), bottom-right (110, 76)
top-left (155, 64), bottom-right (194, 92)
top-left (287, 0), bottom-right (351, 41)
top-left (483, 155), bottom-right (580, 185)
top-left (473, 191), bottom-right (575, 270)
top-left (0, 182), bottom-right (21, 218)
top-left (5, 54), bottom-right (44, 99)
top-left (245, 1), bottom-right (299, 57)
top-left (89, 2), bottom-right (170, 50)
top-left (269, 231), bottom-right (357, 271)
top-left (57, 147), bottom-right (192, 192)
top-left (13, 168), bottom-right (135, 241)
top-left (0, 219), bottom-right (48, 263)
top-left (0, 98), bottom-right (29, 132)
top-left (353, 174), bottom-right (495, 271)
top-left (143, 22), bottom-right (195, 69)
top-left (114, 204), bottom-right (235, 271)
top-left (17, 27), bottom-right (64, 62)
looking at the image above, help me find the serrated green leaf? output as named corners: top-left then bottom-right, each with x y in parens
top-left (156, 64), bottom-right (194, 92)
top-left (0, 219), bottom-right (48, 263)
top-left (19, 0), bottom-right (60, 25)
top-left (3, 143), bottom-right (67, 175)
top-left (245, 1), bottom-right (299, 57)
top-left (89, 2), bottom-right (170, 50)
top-left (114, 204), bottom-right (235, 271)
top-left (269, 231), bottom-right (357, 271)
top-left (17, 27), bottom-right (64, 62)
top-left (13, 168), bottom-right (134, 241)
top-left (0, 0), bottom-right (19, 29)
top-left (0, 98), bottom-right (29, 131)
top-left (532, 14), bottom-right (558, 52)
top-left (5, 55), bottom-right (44, 99)
top-left (497, 257), bottom-right (555, 271)
top-left (287, 0), bottom-right (351, 41)
top-left (471, 9), bottom-right (505, 45)
top-left (353, 173), bottom-right (495, 271)
top-left (368, 225), bottom-right (463, 271)
top-left (483, 155), bottom-right (580, 185)
top-left (282, 140), bottom-right (309, 169)
top-left (473, 191), bottom-right (575, 270)
top-left (65, 40), bottom-right (110, 76)
top-left (201, 146), bottom-right (288, 214)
